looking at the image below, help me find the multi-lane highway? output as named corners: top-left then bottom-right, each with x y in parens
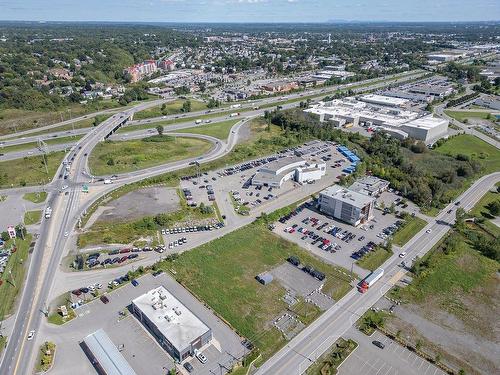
top-left (255, 172), bottom-right (500, 375)
top-left (0, 69), bottom-right (444, 375)
top-left (0, 108), bottom-right (251, 375)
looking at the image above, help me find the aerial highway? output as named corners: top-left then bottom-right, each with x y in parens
top-left (0, 69), bottom-right (435, 375)
top-left (0, 110), bottom-right (252, 375)
top-left (255, 172), bottom-right (500, 375)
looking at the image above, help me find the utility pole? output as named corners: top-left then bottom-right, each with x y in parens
top-left (37, 139), bottom-right (49, 174)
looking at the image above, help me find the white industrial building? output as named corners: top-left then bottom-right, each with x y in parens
top-left (252, 156), bottom-right (326, 188)
top-left (132, 286), bottom-right (212, 362)
top-left (304, 96), bottom-right (448, 143)
top-left (318, 185), bottom-right (375, 226)
top-left (359, 94), bottom-right (409, 108)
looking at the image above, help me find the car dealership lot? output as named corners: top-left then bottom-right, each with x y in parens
top-left (339, 328), bottom-right (446, 375)
top-left (273, 203), bottom-right (399, 278)
top-left (47, 272), bottom-right (246, 375)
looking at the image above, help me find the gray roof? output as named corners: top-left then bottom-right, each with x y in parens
top-left (350, 176), bottom-right (389, 195)
top-left (259, 156), bottom-right (305, 174)
top-left (132, 286), bottom-right (210, 352)
top-left (320, 185), bottom-right (375, 208)
top-left (82, 329), bottom-right (137, 375)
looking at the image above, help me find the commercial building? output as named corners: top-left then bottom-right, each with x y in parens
top-left (407, 84), bottom-right (454, 99)
top-left (349, 176), bottom-right (390, 197)
top-left (318, 185), bottom-right (375, 226)
top-left (304, 96), bottom-right (449, 143)
top-left (359, 94), bottom-right (409, 108)
top-left (252, 156), bottom-right (326, 188)
top-left (124, 60), bottom-right (158, 83)
top-left (474, 95), bottom-right (500, 111)
top-left (261, 81), bottom-right (299, 93)
top-left (81, 329), bottom-right (137, 375)
top-left (132, 286), bottom-right (212, 362)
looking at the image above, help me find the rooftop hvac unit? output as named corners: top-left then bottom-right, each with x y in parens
top-left (164, 315), bottom-right (171, 322)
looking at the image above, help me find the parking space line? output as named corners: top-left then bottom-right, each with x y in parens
top-left (423, 362), bottom-right (431, 374)
top-left (411, 354), bottom-right (420, 366)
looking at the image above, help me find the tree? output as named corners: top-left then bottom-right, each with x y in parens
top-left (1, 231), bottom-right (9, 242)
top-left (454, 208), bottom-right (467, 230)
top-left (156, 125), bottom-right (164, 136)
top-left (487, 200), bottom-right (500, 216)
top-left (181, 100), bottom-right (191, 113)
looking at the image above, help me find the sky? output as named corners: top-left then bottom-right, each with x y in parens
top-left (0, 0), bottom-right (499, 23)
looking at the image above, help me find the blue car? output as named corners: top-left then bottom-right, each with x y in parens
top-left (131, 279), bottom-right (139, 287)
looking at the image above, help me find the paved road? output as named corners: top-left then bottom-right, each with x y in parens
top-left (435, 103), bottom-right (500, 149)
top-left (0, 70), bottom-right (426, 375)
top-left (254, 172), bottom-right (500, 375)
top-left (0, 99), bottom-right (168, 141)
top-left (0, 111), bottom-right (251, 375)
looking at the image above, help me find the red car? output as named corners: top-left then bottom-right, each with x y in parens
top-left (100, 296), bottom-right (109, 304)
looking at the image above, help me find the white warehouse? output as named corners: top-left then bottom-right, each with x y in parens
top-left (252, 156), bottom-right (326, 188)
top-left (305, 96), bottom-right (449, 143)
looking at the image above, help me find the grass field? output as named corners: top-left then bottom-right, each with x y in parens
top-left (391, 233), bottom-right (498, 331)
top-left (435, 135), bottom-right (500, 175)
top-left (133, 99), bottom-right (208, 120)
top-left (392, 216), bottom-right (427, 246)
top-left (0, 134), bottom-right (84, 154)
top-left (78, 202), bottom-right (215, 248)
top-left (444, 110), bottom-right (493, 122)
top-left (0, 151), bottom-right (65, 188)
top-left (174, 119), bottom-right (239, 140)
top-left (469, 189), bottom-right (500, 238)
top-left (156, 223), bottom-right (352, 364)
top-left (23, 191), bottom-right (48, 204)
top-left (88, 135), bottom-right (212, 176)
top-left (357, 247), bottom-right (392, 271)
top-left (0, 235), bottom-right (33, 320)
top-left (24, 210), bottom-right (42, 225)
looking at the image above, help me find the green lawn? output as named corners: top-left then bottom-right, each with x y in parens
top-left (88, 135), bottom-right (212, 176)
top-left (356, 247), bottom-right (392, 271)
top-left (156, 223), bottom-right (352, 364)
top-left (0, 134), bottom-right (84, 154)
top-left (0, 235), bottom-right (33, 320)
top-left (392, 216), bottom-right (427, 246)
top-left (391, 233), bottom-right (498, 324)
top-left (23, 191), bottom-right (48, 204)
top-left (174, 119), bottom-right (240, 140)
top-left (24, 210), bottom-right (42, 225)
top-left (133, 99), bottom-right (208, 120)
top-left (444, 110), bottom-right (493, 122)
top-left (469, 189), bottom-right (500, 238)
top-left (78, 202), bottom-right (215, 248)
top-left (435, 135), bottom-right (500, 175)
top-left (0, 151), bottom-right (66, 188)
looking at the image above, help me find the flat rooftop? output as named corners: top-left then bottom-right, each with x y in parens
top-left (260, 156), bottom-right (305, 174)
top-left (320, 185), bottom-right (375, 208)
top-left (82, 329), bottom-right (137, 375)
top-left (359, 94), bottom-right (409, 107)
top-left (404, 116), bottom-right (448, 130)
top-left (132, 286), bottom-right (210, 351)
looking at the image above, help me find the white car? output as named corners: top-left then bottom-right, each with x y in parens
top-left (64, 231), bottom-right (69, 237)
top-left (399, 252), bottom-right (407, 258)
top-left (27, 330), bottom-right (35, 341)
top-left (194, 349), bottom-right (208, 364)
top-left (61, 185), bottom-right (68, 190)
top-left (426, 229), bottom-right (432, 234)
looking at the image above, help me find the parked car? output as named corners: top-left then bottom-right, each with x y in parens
top-left (372, 340), bottom-right (385, 349)
top-left (100, 296), bottom-right (109, 304)
top-left (194, 349), bottom-right (208, 364)
top-left (183, 362), bottom-right (194, 373)
top-left (131, 279), bottom-right (139, 287)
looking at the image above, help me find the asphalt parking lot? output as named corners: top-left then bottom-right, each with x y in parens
top-left (48, 272), bottom-right (246, 375)
top-left (339, 328), bottom-right (446, 375)
top-left (273, 204), bottom-right (398, 278)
